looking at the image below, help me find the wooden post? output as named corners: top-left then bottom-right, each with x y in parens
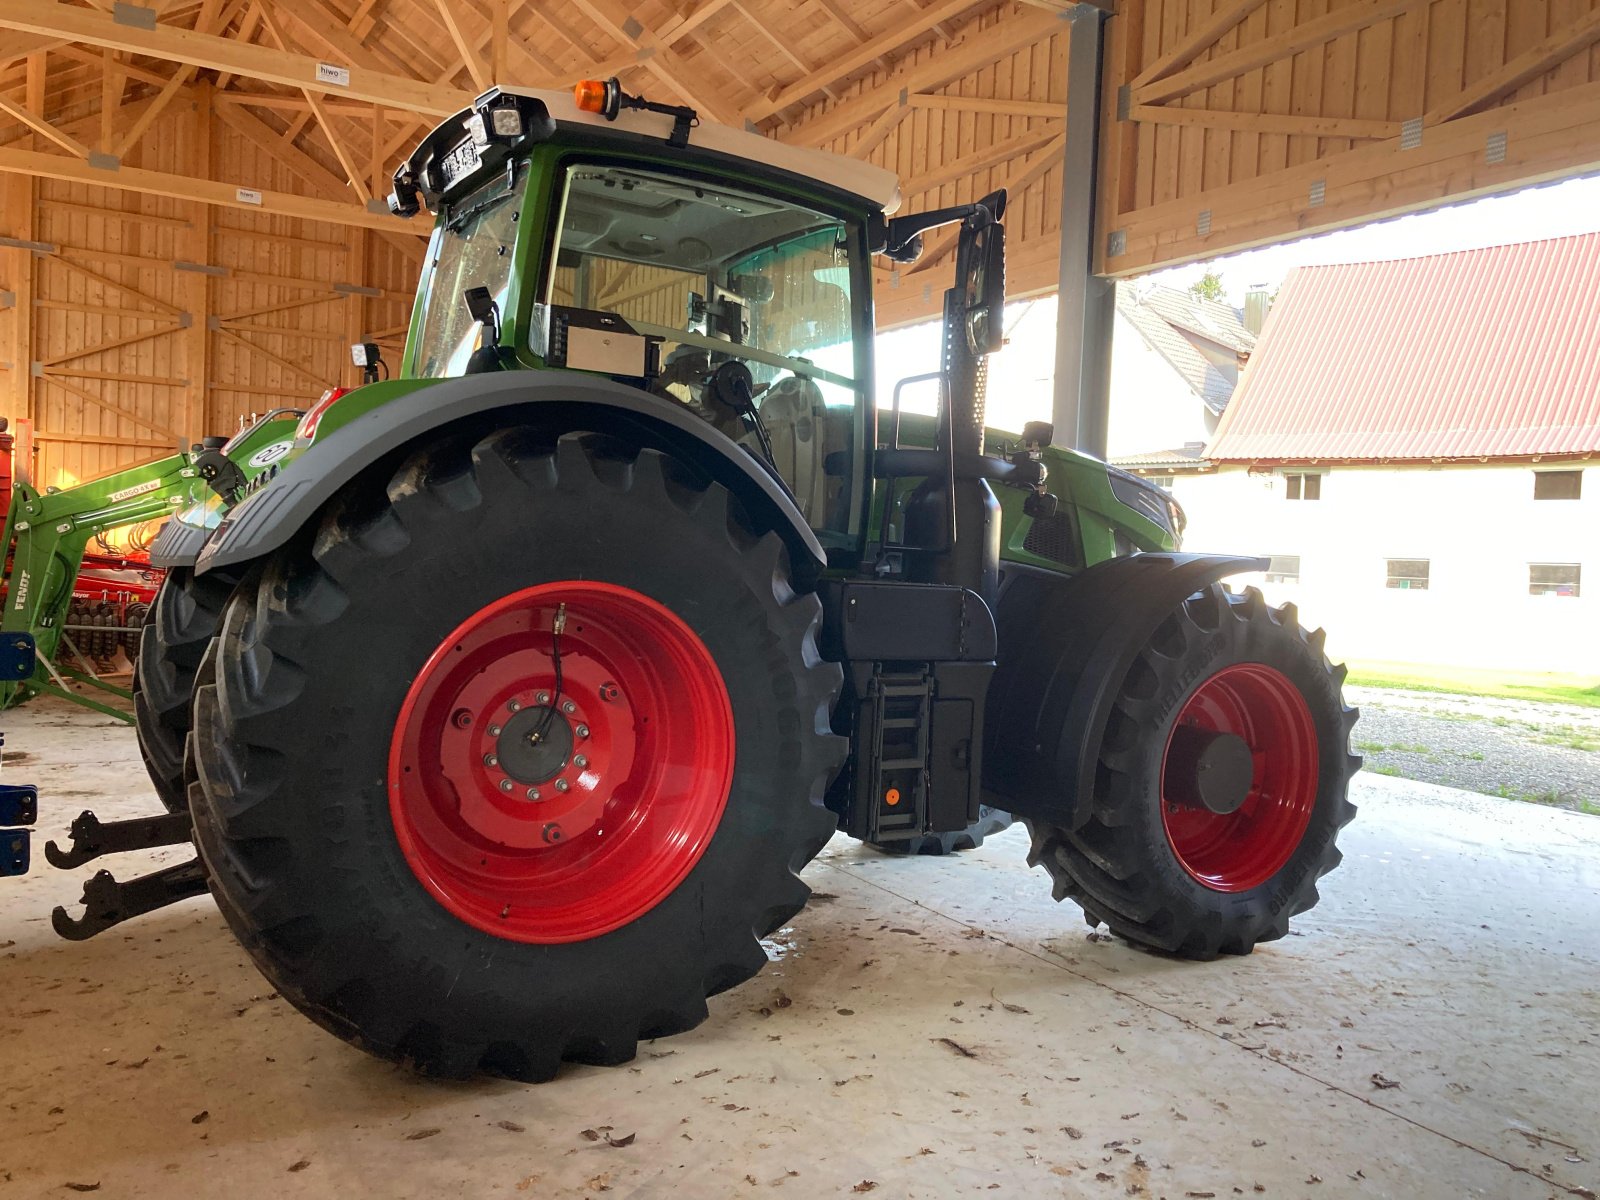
top-left (180, 80), bottom-right (213, 441)
top-left (345, 228), bottom-right (369, 389)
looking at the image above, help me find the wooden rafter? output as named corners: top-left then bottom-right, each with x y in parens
top-left (1126, 0), bottom-right (1267, 91)
top-left (0, 0), bottom-right (472, 115)
top-left (0, 94), bottom-right (88, 157)
top-left (749, 0), bottom-right (1004, 122)
top-left (849, 102), bottom-right (913, 160)
top-left (1135, 0), bottom-right (1427, 107)
top-left (569, 0), bottom-right (742, 123)
top-left (782, 7), bottom-right (1064, 146)
top-left (1128, 105), bottom-right (1400, 143)
top-left (0, 143), bottom-right (414, 231)
top-left (1425, 6), bottom-right (1600, 127)
top-left (430, 0), bottom-right (491, 91)
top-left (38, 373), bottom-right (185, 442)
top-left (254, 1), bottom-right (371, 203)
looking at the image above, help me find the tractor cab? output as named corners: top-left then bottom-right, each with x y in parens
top-left (385, 81), bottom-right (1001, 563)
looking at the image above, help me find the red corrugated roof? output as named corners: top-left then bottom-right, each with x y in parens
top-left (1206, 233), bottom-right (1600, 462)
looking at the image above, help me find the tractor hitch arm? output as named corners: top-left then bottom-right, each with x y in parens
top-left (51, 858), bottom-right (208, 941)
top-left (45, 808), bottom-right (193, 870)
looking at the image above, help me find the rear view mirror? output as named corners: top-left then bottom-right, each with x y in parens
top-left (964, 222), bottom-right (1006, 357)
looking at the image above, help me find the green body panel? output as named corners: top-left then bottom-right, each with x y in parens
top-left (878, 413), bottom-right (1175, 569)
top-left (0, 412), bottom-right (302, 715)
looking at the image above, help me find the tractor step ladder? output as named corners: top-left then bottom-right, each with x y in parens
top-left (862, 669), bottom-right (935, 843)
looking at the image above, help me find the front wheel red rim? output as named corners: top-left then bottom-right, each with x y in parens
top-left (388, 581), bottom-right (735, 943)
top-left (1159, 663), bottom-right (1319, 893)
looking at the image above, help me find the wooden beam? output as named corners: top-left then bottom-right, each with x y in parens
top-left (113, 65), bottom-right (197, 159)
top-left (38, 373), bottom-right (185, 442)
top-left (569, 0), bottom-right (742, 123)
top-left (656, 0), bottom-right (737, 43)
top-left (749, 0), bottom-right (996, 122)
top-left (254, 1), bottom-right (371, 202)
top-left (1127, 0), bottom-right (1267, 90)
top-left (1425, 6), bottom-right (1600, 126)
top-left (0, 0), bottom-right (471, 116)
top-left (0, 95), bottom-right (88, 157)
top-left (908, 92), bottom-right (1063, 118)
top-left (490, 0), bottom-right (509, 82)
top-left (431, 0), bottom-right (491, 91)
top-left (782, 8), bottom-right (1066, 146)
top-left (849, 101), bottom-right (912, 160)
top-left (1129, 103), bottom-right (1400, 142)
top-left (901, 120), bottom-right (1063, 195)
top-left (1103, 77), bottom-right (1600, 276)
top-left (0, 143), bottom-right (417, 232)
top-left (1136, 0), bottom-right (1426, 106)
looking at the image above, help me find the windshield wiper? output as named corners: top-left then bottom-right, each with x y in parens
top-left (446, 189), bottom-right (515, 233)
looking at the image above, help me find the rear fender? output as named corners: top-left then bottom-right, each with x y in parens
top-left (194, 371), bottom-right (826, 583)
top-left (984, 553), bottom-right (1265, 830)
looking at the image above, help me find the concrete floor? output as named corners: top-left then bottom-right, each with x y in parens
top-left (1, 696), bottom-right (1597, 1200)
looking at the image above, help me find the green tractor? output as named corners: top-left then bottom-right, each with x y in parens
top-left (111, 80), bottom-right (1357, 1079)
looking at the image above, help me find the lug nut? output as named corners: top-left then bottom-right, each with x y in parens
top-left (487, 724), bottom-right (502, 736)
top-left (599, 682), bottom-right (619, 702)
top-left (483, 754), bottom-right (498, 767)
top-left (526, 787), bottom-right (541, 801)
top-left (573, 754), bottom-right (588, 769)
top-left (507, 699), bottom-right (522, 713)
top-left (561, 699), bottom-right (577, 715)
top-left (536, 691), bottom-right (551, 704)
top-left (499, 779), bottom-right (514, 793)
top-left (555, 779), bottom-right (570, 793)
top-left (575, 723), bottom-right (589, 739)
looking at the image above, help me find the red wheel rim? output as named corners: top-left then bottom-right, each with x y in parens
top-left (1159, 663), bottom-right (1319, 893)
top-left (388, 581), bottom-right (734, 943)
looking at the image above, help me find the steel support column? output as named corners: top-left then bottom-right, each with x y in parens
top-left (1051, 3), bottom-right (1113, 458)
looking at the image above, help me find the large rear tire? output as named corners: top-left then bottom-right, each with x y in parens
top-left (189, 429), bottom-right (844, 1080)
top-left (1025, 585), bottom-right (1358, 959)
top-left (133, 566), bottom-right (238, 814)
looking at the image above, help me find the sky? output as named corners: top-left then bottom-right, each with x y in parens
top-left (876, 172), bottom-right (1600, 433)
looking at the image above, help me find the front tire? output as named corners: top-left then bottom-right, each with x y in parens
top-left (1026, 585), bottom-right (1358, 959)
top-left (133, 566), bottom-right (238, 814)
top-left (189, 429), bottom-right (844, 1080)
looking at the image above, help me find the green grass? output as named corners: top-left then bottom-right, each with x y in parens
top-left (1345, 662), bottom-right (1600, 709)
top-left (1355, 740), bottom-right (1435, 755)
top-left (1536, 726), bottom-right (1599, 753)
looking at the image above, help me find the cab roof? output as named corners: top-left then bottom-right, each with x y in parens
top-left (498, 85), bottom-right (902, 214)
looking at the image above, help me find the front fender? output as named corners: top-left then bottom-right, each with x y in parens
top-left (984, 553), bottom-right (1266, 830)
top-left (195, 370), bottom-right (827, 583)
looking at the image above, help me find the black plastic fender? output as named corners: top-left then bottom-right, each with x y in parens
top-left (983, 553), bottom-right (1266, 831)
top-left (148, 518), bottom-right (210, 569)
top-left (194, 370), bottom-right (827, 581)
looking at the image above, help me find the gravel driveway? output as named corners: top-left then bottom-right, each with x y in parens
top-left (1345, 685), bottom-right (1600, 812)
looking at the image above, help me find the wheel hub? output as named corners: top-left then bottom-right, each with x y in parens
top-left (1159, 662), bottom-right (1320, 893)
top-left (387, 581), bottom-right (735, 944)
top-left (496, 705), bottom-right (574, 785)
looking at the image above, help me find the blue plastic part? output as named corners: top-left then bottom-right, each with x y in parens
top-left (1, 828), bottom-right (27, 876)
top-left (0, 633), bottom-right (35, 682)
top-left (0, 782), bottom-right (38, 827)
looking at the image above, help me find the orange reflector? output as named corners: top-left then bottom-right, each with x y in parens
top-left (574, 79), bottom-right (608, 114)
top-left (885, 787), bottom-right (901, 807)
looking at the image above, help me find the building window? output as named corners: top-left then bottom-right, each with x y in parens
top-left (1148, 474), bottom-right (1175, 491)
top-left (1265, 555), bottom-right (1301, 584)
top-left (1533, 470), bottom-right (1582, 500)
top-left (1284, 472), bottom-right (1321, 501)
top-left (1529, 563), bottom-right (1581, 597)
top-left (1385, 559), bottom-right (1429, 590)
